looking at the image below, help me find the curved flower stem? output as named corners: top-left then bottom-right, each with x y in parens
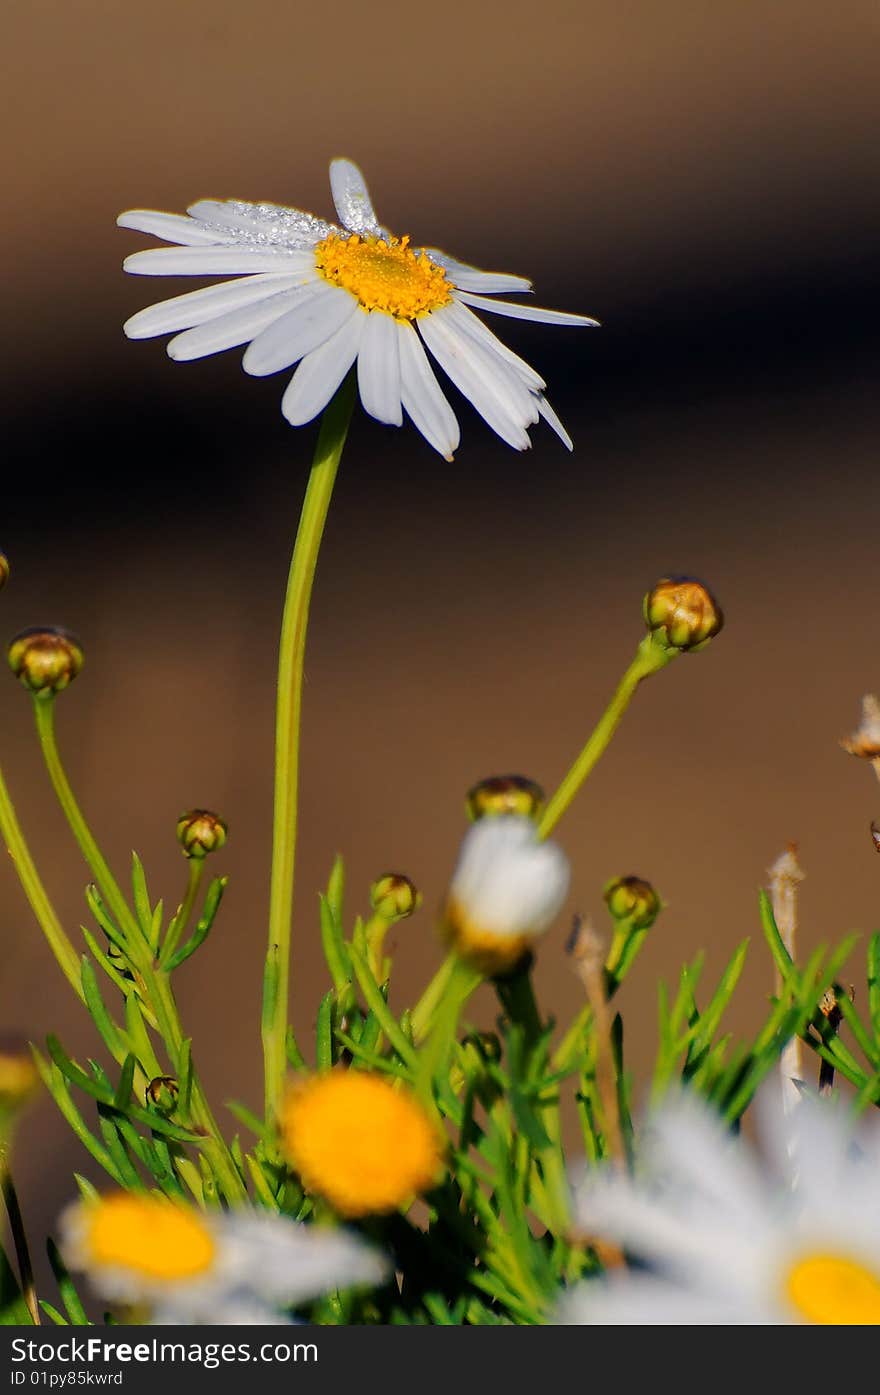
top-left (0, 764), bottom-right (82, 999)
top-left (536, 635), bottom-right (674, 840)
top-left (0, 1142), bottom-right (39, 1325)
top-left (160, 858), bottom-right (204, 967)
top-left (32, 699), bottom-right (245, 1203)
top-left (263, 377), bottom-right (356, 1126)
top-left (33, 697), bottom-right (138, 945)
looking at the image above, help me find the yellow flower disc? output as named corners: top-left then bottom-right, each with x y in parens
top-left (281, 1071), bottom-right (444, 1217)
top-left (314, 233), bottom-right (452, 320)
top-left (785, 1252), bottom-right (880, 1325)
top-left (85, 1193), bottom-right (216, 1282)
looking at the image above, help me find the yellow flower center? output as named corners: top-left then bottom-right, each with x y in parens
top-left (785, 1252), bottom-right (880, 1325)
top-left (443, 898), bottom-right (533, 976)
top-left (314, 233), bottom-right (452, 320)
top-left (281, 1070), bottom-right (444, 1217)
top-left (85, 1193), bottom-right (216, 1282)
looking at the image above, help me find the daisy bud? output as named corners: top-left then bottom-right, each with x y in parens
top-left (461, 1030), bottom-right (502, 1066)
top-left (0, 1036), bottom-right (39, 1117)
top-left (0, 551), bottom-right (9, 592)
top-left (370, 873), bottom-right (420, 920)
top-left (842, 696), bottom-right (880, 761)
top-left (603, 876), bottom-right (661, 931)
top-left (8, 626), bottom-right (84, 698)
top-left (466, 774), bottom-right (545, 822)
top-left (145, 1076), bottom-right (179, 1116)
top-left (643, 576), bottom-right (723, 653)
top-left (176, 809), bottom-right (227, 859)
top-left (443, 815), bottom-right (570, 975)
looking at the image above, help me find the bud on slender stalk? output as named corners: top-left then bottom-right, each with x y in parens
top-left (8, 627), bottom-right (84, 697)
top-left (643, 576), bottom-right (723, 653)
top-left (369, 873), bottom-right (420, 921)
top-left (466, 775), bottom-right (545, 823)
top-left (145, 1076), bottom-right (179, 1115)
top-left (603, 876), bottom-right (661, 982)
top-left (176, 810), bottom-right (227, 859)
top-left (443, 815), bottom-right (570, 975)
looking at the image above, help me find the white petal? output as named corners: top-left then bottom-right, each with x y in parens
top-left (188, 199), bottom-right (338, 250)
top-left (117, 210), bottom-right (225, 246)
top-left (123, 246), bottom-right (313, 277)
top-left (167, 288), bottom-right (307, 361)
top-left (418, 308), bottom-right (534, 450)
top-left (425, 249), bottom-right (533, 295)
top-left (397, 321), bottom-right (460, 460)
top-left (357, 311), bottom-right (403, 426)
top-left (537, 396), bottom-right (574, 450)
top-left (243, 284), bottom-right (357, 377)
top-left (456, 290), bottom-right (599, 327)
top-left (445, 298), bottom-right (545, 389)
top-left (281, 313), bottom-right (365, 425)
top-left (329, 159), bottom-right (382, 237)
top-left (123, 274), bottom-right (306, 339)
top-left (219, 1213), bottom-right (389, 1306)
top-left (449, 817), bottom-right (569, 937)
top-left (557, 1274), bottom-right (773, 1326)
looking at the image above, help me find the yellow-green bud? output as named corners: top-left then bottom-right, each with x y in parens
top-left (466, 775), bottom-right (545, 822)
top-left (0, 551), bottom-right (9, 592)
top-left (370, 873), bottom-right (420, 920)
top-left (461, 1030), bottom-right (502, 1065)
top-left (145, 1075), bottom-right (179, 1115)
top-left (0, 1036), bottom-right (39, 1114)
top-left (643, 576), bottom-right (723, 653)
top-left (176, 809), bottom-right (227, 859)
top-left (603, 875), bottom-right (661, 930)
top-left (8, 626), bottom-right (84, 697)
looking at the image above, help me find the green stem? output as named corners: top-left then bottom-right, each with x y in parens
top-left (410, 953), bottom-right (458, 1045)
top-left (0, 764), bottom-right (83, 998)
top-left (536, 635), bottom-right (673, 840)
top-left (161, 858), bottom-right (204, 967)
top-left (0, 1143), bottom-right (39, 1325)
top-left (33, 698), bottom-right (138, 945)
top-left (263, 378), bottom-right (355, 1125)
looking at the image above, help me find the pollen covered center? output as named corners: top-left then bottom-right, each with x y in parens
top-left (86, 1194), bottom-right (217, 1282)
top-left (785, 1252), bottom-right (880, 1324)
top-left (314, 233), bottom-right (452, 319)
top-left (280, 1070), bottom-right (444, 1217)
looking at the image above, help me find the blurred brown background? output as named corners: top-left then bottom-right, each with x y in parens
top-left (3, 0), bottom-right (880, 1263)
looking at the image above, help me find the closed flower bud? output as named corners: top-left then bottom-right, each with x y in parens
top-left (0, 1036), bottom-right (39, 1115)
top-left (176, 809), bottom-right (227, 859)
top-left (8, 626), bottom-right (84, 697)
top-left (604, 875), bottom-right (661, 930)
top-left (145, 1076), bottom-right (179, 1115)
top-left (444, 815), bottom-right (570, 975)
top-left (842, 696), bottom-right (880, 761)
top-left (466, 775), bottom-right (545, 822)
top-left (643, 576), bottom-right (723, 653)
top-left (370, 873), bottom-right (420, 920)
top-left (0, 551), bottom-right (9, 591)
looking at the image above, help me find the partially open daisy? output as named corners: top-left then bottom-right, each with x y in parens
top-left (118, 159), bottom-right (597, 458)
top-left (560, 1091), bottom-right (880, 1325)
top-left (60, 1191), bottom-right (388, 1320)
top-left (443, 815), bottom-right (571, 974)
top-left (281, 1070), bottom-right (444, 1217)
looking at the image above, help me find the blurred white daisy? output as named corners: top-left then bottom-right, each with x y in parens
top-left (60, 1192), bottom-right (388, 1322)
top-left (560, 1091), bottom-right (880, 1325)
top-left (444, 814), bottom-right (570, 973)
top-left (119, 159), bottom-right (597, 458)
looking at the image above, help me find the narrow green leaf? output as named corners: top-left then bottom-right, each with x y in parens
top-left (319, 893), bottom-right (351, 992)
top-left (124, 993), bottom-right (162, 1079)
top-left (348, 946), bottom-right (417, 1068)
top-left (226, 1101), bottom-right (269, 1140)
top-left (84, 883), bottom-right (127, 951)
top-left (327, 854), bottom-right (345, 925)
top-left (97, 1110), bottom-right (144, 1190)
top-left (114, 1054), bottom-right (137, 1110)
top-left (163, 877), bottom-right (227, 971)
top-left (316, 990), bottom-right (335, 1072)
top-left (178, 1038), bottom-right (193, 1116)
top-left (131, 852), bottom-right (153, 937)
top-left (868, 933), bottom-right (880, 1034)
top-left (38, 1301), bottom-right (69, 1326)
top-left (80, 959), bottom-right (125, 1058)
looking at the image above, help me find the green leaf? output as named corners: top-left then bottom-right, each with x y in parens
top-left (39, 1301), bottom-right (69, 1326)
top-left (84, 884), bottom-right (127, 952)
top-left (226, 1101), bottom-right (269, 1140)
top-left (0, 1241), bottom-right (31, 1325)
top-left (868, 933), bottom-right (880, 1034)
top-left (80, 958), bottom-right (125, 1058)
top-left (163, 877), bottom-right (227, 971)
top-left (348, 946), bottom-right (417, 1069)
top-left (327, 854), bottom-right (345, 926)
top-left (316, 990), bottom-right (335, 1072)
top-left (114, 1054), bottom-right (137, 1110)
top-left (131, 852), bottom-right (153, 938)
top-left (319, 893), bottom-right (352, 993)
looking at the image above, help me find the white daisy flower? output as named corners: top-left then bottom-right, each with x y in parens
top-left (60, 1192), bottom-right (388, 1321)
top-left (118, 159), bottom-right (597, 459)
top-left (444, 814), bottom-right (570, 973)
top-left (560, 1090), bottom-right (880, 1325)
